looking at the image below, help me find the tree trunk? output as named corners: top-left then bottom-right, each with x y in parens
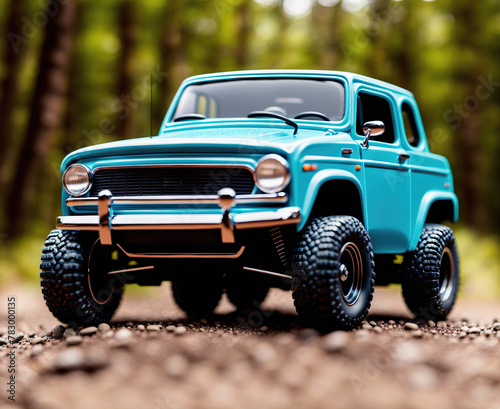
top-left (6, 0), bottom-right (77, 239)
top-left (158, 1), bottom-right (185, 128)
top-left (116, 0), bottom-right (139, 139)
top-left (0, 0), bottom-right (28, 192)
top-left (235, 0), bottom-right (252, 69)
top-left (453, 2), bottom-right (483, 229)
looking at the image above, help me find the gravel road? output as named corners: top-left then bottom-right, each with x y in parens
top-left (1, 284), bottom-right (500, 409)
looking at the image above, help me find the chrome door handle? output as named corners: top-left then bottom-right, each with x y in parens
top-left (342, 148), bottom-right (353, 155)
top-left (399, 153), bottom-right (410, 161)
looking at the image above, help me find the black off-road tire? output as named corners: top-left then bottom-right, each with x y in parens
top-left (402, 224), bottom-right (459, 321)
top-left (40, 230), bottom-right (123, 327)
top-left (291, 216), bottom-right (375, 330)
top-left (225, 272), bottom-right (269, 310)
top-left (171, 273), bottom-right (224, 317)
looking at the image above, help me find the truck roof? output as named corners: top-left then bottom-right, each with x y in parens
top-left (181, 69), bottom-right (414, 98)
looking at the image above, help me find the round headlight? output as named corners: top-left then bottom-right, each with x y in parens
top-left (255, 154), bottom-right (290, 193)
top-left (63, 164), bottom-right (92, 196)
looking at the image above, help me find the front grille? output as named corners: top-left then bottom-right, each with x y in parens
top-left (89, 167), bottom-right (255, 197)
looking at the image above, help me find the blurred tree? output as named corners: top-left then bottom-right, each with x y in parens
top-left (6, 0), bottom-right (77, 238)
top-left (0, 0), bottom-right (28, 192)
top-left (116, 0), bottom-right (139, 139)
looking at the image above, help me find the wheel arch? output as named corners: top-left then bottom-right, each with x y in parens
top-left (409, 191), bottom-right (459, 250)
top-left (298, 170), bottom-right (365, 231)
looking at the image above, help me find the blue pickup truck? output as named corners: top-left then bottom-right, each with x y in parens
top-left (40, 70), bottom-right (459, 329)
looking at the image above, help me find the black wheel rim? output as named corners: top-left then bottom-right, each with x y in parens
top-left (88, 239), bottom-right (116, 305)
top-left (439, 247), bottom-right (454, 302)
top-left (339, 242), bottom-right (364, 306)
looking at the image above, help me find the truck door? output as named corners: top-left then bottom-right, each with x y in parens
top-left (355, 89), bottom-right (411, 253)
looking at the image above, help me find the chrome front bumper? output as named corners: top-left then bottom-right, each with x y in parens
top-left (57, 189), bottom-right (301, 245)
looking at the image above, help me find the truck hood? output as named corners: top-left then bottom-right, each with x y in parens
top-left (61, 120), bottom-right (350, 170)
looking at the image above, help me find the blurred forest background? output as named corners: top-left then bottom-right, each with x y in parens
top-left (0, 0), bottom-right (499, 297)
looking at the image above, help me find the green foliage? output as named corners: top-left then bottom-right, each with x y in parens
top-left (0, 0), bottom-right (499, 291)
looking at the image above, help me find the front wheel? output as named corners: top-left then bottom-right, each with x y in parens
top-left (402, 224), bottom-right (459, 320)
top-left (40, 230), bottom-right (123, 327)
top-left (291, 216), bottom-right (375, 330)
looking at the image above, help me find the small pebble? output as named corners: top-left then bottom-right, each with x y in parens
top-left (125, 322), bottom-right (134, 327)
top-left (147, 325), bottom-right (161, 332)
top-left (404, 322), bottom-right (419, 331)
top-left (413, 330), bottom-right (424, 339)
top-left (484, 329), bottom-right (493, 337)
top-left (427, 321), bottom-right (436, 328)
top-left (12, 333), bottom-right (24, 344)
top-left (66, 336), bottom-right (83, 346)
top-left (460, 326), bottom-right (470, 333)
top-left (98, 323), bottom-right (111, 333)
top-left (52, 325), bottom-right (65, 339)
top-left (469, 327), bottom-right (481, 334)
top-left (166, 325), bottom-right (176, 332)
top-left (362, 323), bottom-right (372, 330)
top-left (79, 326), bottom-right (98, 336)
top-left (493, 323), bottom-right (500, 331)
top-left (30, 345), bottom-right (43, 358)
top-left (459, 332), bottom-right (467, 339)
top-left (388, 320), bottom-right (396, 325)
top-left (31, 337), bottom-right (45, 345)
top-left (64, 328), bottom-right (76, 338)
top-left (323, 331), bottom-right (349, 353)
top-left (0, 338), bottom-right (8, 346)
top-left (29, 332), bottom-right (36, 338)
top-left (259, 326), bottom-right (269, 332)
top-left (114, 328), bottom-right (133, 347)
top-left (137, 325), bottom-right (145, 331)
top-left (369, 321), bottom-right (377, 327)
top-left (174, 326), bottom-right (187, 336)
top-left (437, 321), bottom-right (447, 328)
top-left (53, 348), bottom-right (108, 372)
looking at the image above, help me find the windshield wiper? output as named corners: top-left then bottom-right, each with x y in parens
top-left (173, 114), bottom-right (207, 122)
top-left (247, 111), bottom-right (298, 135)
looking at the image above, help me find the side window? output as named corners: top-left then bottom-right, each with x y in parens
top-left (356, 92), bottom-right (395, 144)
top-left (401, 102), bottom-right (420, 147)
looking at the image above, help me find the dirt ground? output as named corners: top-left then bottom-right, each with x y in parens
top-left (1, 283), bottom-right (500, 409)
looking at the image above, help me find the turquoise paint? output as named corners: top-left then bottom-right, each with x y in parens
top-left (59, 70), bottom-right (457, 253)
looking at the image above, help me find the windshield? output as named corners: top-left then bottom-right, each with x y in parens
top-left (172, 78), bottom-right (345, 122)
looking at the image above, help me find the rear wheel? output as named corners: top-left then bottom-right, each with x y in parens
top-left (402, 224), bottom-right (459, 320)
top-left (40, 230), bottom-right (123, 327)
top-left (171, 265), bottom-right (224, 316)
top-left (291, 216), bottom-right (375, 330)
top-left (225, 270), bottom-right (269, 310)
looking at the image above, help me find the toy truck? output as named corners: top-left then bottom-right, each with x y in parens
top-left (40, 70), bottom-right (459, 329)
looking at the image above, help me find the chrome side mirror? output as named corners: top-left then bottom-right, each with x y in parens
top-left (362, 120), bottom-right (385, 147)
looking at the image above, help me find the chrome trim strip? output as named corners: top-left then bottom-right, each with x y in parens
top-left (67, 192), bottom-right (288, 207)
top-left (116, 244), bottom-right (245, 259)
top-left (91, 163), bottom-right (255, 176)
top-left (233, 207), bottom-right (301, 229)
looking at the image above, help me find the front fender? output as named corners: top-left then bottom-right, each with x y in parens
top-left (297, 169), bottom-right (364, 231)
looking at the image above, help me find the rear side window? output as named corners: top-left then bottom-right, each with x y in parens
top-left (356, 92), bottom-right (395, 144)
top-left (401, 102), bottom-right (420, 147)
